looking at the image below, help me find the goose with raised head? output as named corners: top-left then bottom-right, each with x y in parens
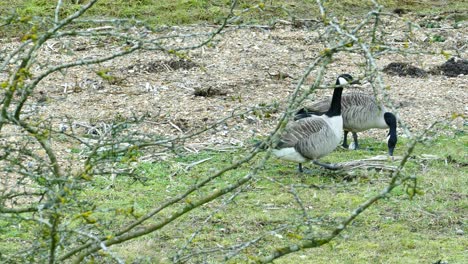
top-left (295, 92), bottom-right (398, 156)
top-left (272, 74), bottom-right (356, 172)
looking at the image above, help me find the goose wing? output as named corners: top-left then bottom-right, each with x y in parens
top-left (302, 93), bottom-right (376, 112)
top-left (279, 116), bottom-right (340, 160)
top-left (281, 116), bottom-right (341, 159)
top-left (340, 93), bottom-right (388, 131)
top-left (300, 97), bottom-right (330, 114)
top-left (341, 93), bottom-right (375, 107)
top-left (278, 116), bottom-right (328, 149)
top-left (302, 93), bottom-right (388, 131)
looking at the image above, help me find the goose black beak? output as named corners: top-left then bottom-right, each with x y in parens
top-left (388, 147), bottom-right (395, 160)
top-left (351, 80), bottom-right (361, 85)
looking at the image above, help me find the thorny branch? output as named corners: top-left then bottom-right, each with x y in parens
top-left (0, 0), bottom-right (455, 263)
top-left (1, 0), bottom-right (240, 262)
top-left (259, 121), bottom-right (439, 263)
top-left (172, 180), bottom-right (258, 263)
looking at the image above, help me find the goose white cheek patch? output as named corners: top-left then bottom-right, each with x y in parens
top-left (338, 77), bottom-right (348, 86)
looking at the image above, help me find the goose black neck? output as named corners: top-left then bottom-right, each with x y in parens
top-left (384, 112), bottom-right (398, 156)
top-left (388, 124), bottom-right (397, 140)
top-left (325, 87), bottom-right (343, 117)
top-left (384, 112), bottom-right (397, 134)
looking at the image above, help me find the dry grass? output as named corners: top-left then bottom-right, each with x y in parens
top-left (6, 14), bottom-right (465, 153)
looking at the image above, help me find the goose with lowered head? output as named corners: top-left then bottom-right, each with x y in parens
top-left (295, 92), bottom-right (398, 157)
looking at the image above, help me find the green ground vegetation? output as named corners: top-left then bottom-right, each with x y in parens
top-left (114, 130), bottom-right (468, 263)
top-left (1, 0), bottom-right (467, 262)
top-left (1, 130), bottom-right (466, 262)
top-left (1, 0), bottom-right (467, 37)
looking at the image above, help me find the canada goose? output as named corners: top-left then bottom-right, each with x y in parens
top-left (272, 74), bottom-right (356, 172)
top-left (295, 92), bottom-right (398, 156)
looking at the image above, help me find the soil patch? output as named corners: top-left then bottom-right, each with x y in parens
top-left (194, 86), bottom-right (228, 97)
top-left (383, 62), bottom-right (427, 77)
top-left (126, 59), bottom-right (198, 73)
top-left (1, 14), bottom-right (466, 155)
top-left (430, 57), bottom-right (468, 77)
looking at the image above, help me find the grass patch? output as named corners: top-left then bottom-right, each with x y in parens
top-left (4, 130), bottom-right (461, 262)
top-left (105, 130), bottom-right (464, 263)
top-left (1, 0), bottom-right (467, 37)
top-left (1, 131), bottom-right (466, 262)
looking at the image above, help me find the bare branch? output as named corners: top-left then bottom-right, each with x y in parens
top-left (259, 121), bottom-right (440, 263)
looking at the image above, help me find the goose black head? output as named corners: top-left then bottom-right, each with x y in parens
top-left (384, 112), bottom-right (398, 157)
top-left (336, 74), bottom-right (360, 86)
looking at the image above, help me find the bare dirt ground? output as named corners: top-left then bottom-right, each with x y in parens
top-left (2, 14), bottom-right (467, 156)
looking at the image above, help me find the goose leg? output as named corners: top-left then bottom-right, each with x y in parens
top-left (352, 132), bottom-right (359, 150)
top-left (313, 160), bottom-right (340, 170)
top-left (298, 163), bottom-right (316, 174)
top-left (342, 131), bottom-right (349, 148)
